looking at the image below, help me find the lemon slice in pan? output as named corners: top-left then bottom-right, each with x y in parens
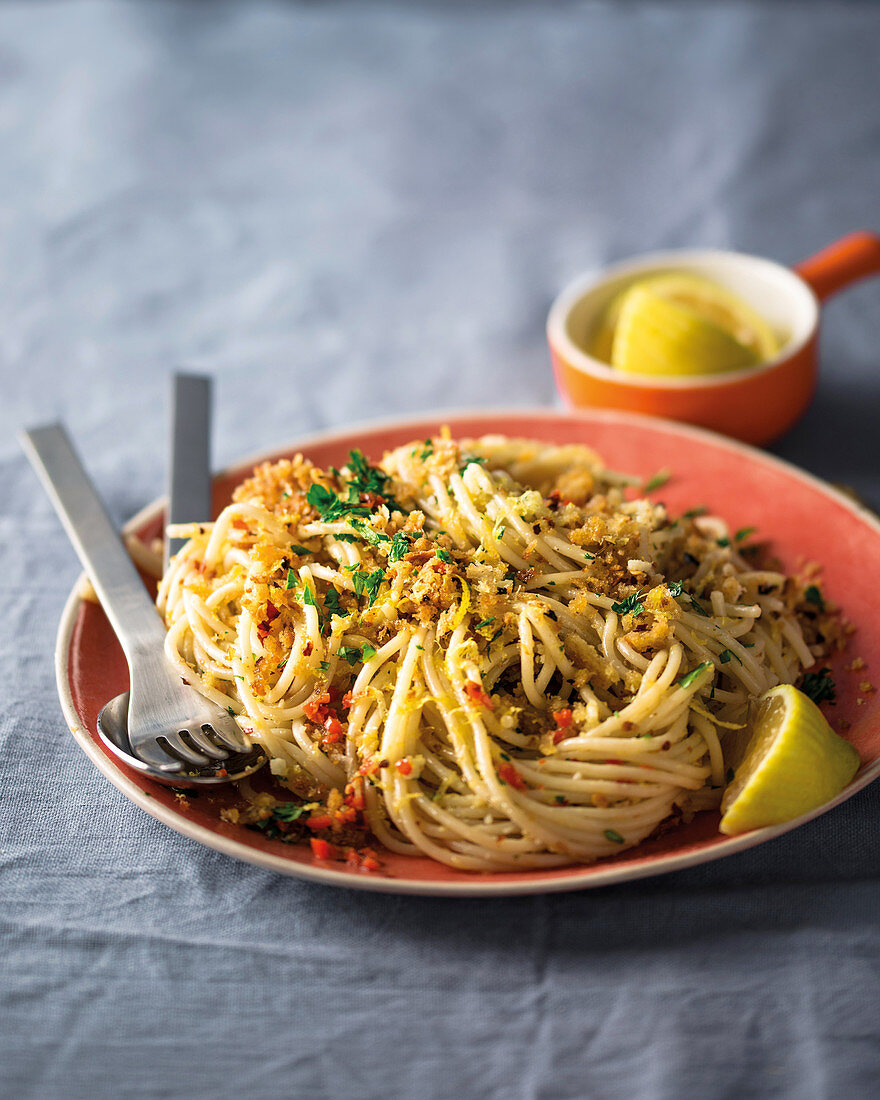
top-left (599, 272), bottom-right (780, 377)
top-left (719, 684), bottom-right (860, 835)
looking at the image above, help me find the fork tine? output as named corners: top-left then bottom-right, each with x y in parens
top-left (132, 739), bottom-right (185, 772)
top-left (156, 731), bottom-right (213, 767)
top-left (183, 725), bottom-right (230, 760)
top-left (207, 719), bottom-right (253, 753)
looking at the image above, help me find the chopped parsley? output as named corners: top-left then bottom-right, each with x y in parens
top-left (717, 537), bottom-right (730, 548)
top-left (346, 448), bottom-right (398, 506)
top-left (338, 646), bottom-right (363, 666)
top-left (252, 801), bottom-right (312, 840)
top-left (302, 586), bottom-right (317, 607)
top-left (683, 506), bottom-right (708, 519)
top-left (323, 588), bottom-right (344, 617)
top-left (419, 440), bottom-right (434, 461)
top-left (642, 469), bottom-right (671, 493)
top-left (611, 591), bottom-right (644, 616)
top-left (306, 483), bottom-right (370, 523)
top-left (285, 569), bottom-right (299, 590)
top-left (804, 584), bottom-right (825, 612)
top-left (687, 595), bottom-right (710, 617)
top-left (459, 454), bottom-right (487, 473)
top-left (318, 660), bottom-right (330, 672)
top-left (718, 648), bottom-right (741, 665)
top-left (389, 531), bottom-right (414, 563)
top-left (735, 527), bottom-right (756, 543)
top-left (435, 547), bottom-right (453, 564)
top-left (678, 661), bottom-right (713, 689)
top-left (475, 617), bottom-right (496, 631)
top-left (603, 829), bottom-right (625, 844)
top-left (351, 567), bottom-right (385, 607)
top-left (272, 803), bottom-right (309, 822)
top-left (361, 643), bottom-right (377, 661)
top-left (290, 544), bottom-right (312, 556)
top-left (667, 579), bottom-right (684, 598)
top-left (355, 521), bottom-right (390, 547)
top-left (801, 667), bottom-right (836, 705)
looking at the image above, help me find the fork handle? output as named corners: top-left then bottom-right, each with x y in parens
top-left (20, 423), bottom-right (168, 657)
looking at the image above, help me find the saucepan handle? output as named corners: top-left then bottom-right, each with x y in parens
top-left (794, 229), bottom-right (880, 303)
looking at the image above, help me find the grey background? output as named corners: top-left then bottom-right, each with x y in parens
top-left (3, 2), bottom-right (880, 1098)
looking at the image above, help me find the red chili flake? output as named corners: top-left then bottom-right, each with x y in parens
top-left (498, 763), bottom-right (527, 790)
top-left (216, 768), bottom-right (228, 777)
top-left (305, 814), bottom-right (334, 830)
top-left (257, 601), bottom-right (280, 640)
top-left (552, 729), bottom-right (569, 745)
top-left (465, 682), bottom-right (494, 709)
top-left (341, 690), bottom-right (354, 709)
top-left (323, 715), bottom-right (345, 741)
top-left (310, 838), bottom-right (336, 860)
top-left (232, 518), bottom-right (249, 530)
top-left (360, 850), bottom-right (381, 872)
top-left (344, 777), bottom-right (366, 811)
top-left (396, 758), bottom-right (412, 776)
top-left (304, 691), bottom-right (335, 723)
top-left (357, 758), bottom-right (379, 777)
top-left (360, 491), bottom-right (386, 509)
top-left (345, 848), bottom-right (361, 869)
top-left (302, 641), bottom-right (313, 657)
top-left (552, 708), bottom-right (573, 728)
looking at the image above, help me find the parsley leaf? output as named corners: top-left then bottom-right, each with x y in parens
top-left (603, 829), bottom-right (625, 844)
top-left (338, 646), bottom-right (363, 666)
top-left (804, 584), bottom-right (825, 612)
top-left (687, 595), bottom-right (710, 617)
top-left (324, 588), bottom-right (345, 618)
top-left (435, 547), bottom-right (453, 564)
top-left (346, 449), bottom-right (401, 511)
top-left (354, 520), bottom-right (390, 547)
top-left (302, 587), bottom-right (317, 607)
top-left (272, 803), bottom-right (308, 822)
top-left (389, 531), bottom-right (414, 563)
top-left (678, 661), bottom-right (713, 689)
top-left (285, 569), bottom-right (299, 590)
top-left (667, 580), bottom-right (684, 598)
top-left (735, 527), bottom-right (756, 543)
top-left (800, 667), bottom-right (836, 705)
top-left (718, 648), bottom-right (741, 665)
top-left (683, 506), bottom-right (708, 519)
top-left (306, 483), bottom-right (371, 523)
top-left (611, 591), bottom-right (644, 616)
top-left (475, 617), bottom-right (495, 631)
top-left (290, 544), bottom-right (313, 556)
top-left (361, 643), bottom-right (377, 661)
top-left (351, 567), bottom-right (385, 607)
top-left (642, 469), bottom-right (671, 493)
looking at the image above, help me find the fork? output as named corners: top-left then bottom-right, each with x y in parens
top-left (21, 423), bottom-right (262, 780)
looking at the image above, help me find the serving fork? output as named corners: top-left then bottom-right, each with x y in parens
top-left (21, 421), bottom-right (266, 786)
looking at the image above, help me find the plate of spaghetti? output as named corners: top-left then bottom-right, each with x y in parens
top-left (57, 409), bottom-right (880, 895)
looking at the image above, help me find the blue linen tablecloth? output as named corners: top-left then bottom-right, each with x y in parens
top-left (3, 2), bottom-right (880, 1097)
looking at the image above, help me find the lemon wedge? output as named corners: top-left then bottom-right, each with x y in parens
top-left (595, 271), bottom-right (780, 377)
top-left (719, 684), bottom-right (860, 835)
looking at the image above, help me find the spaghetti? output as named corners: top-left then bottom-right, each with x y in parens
top-left (157, 435), bottom-right (835, 870)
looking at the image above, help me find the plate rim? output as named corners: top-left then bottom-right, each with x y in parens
top-left (54, 405), bottom-right (880, 896)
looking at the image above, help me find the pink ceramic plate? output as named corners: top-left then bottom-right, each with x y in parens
top-left (56, 409), bottom-right (880, 896)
